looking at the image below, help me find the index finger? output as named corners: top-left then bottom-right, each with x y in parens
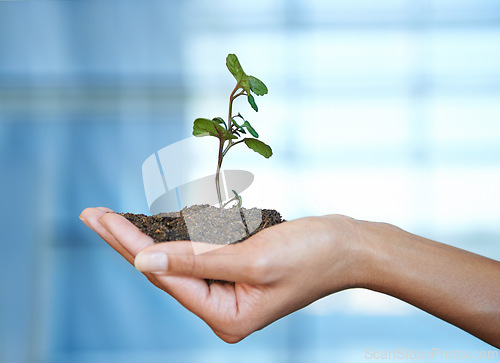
top-left (134, 235), bottom-right (272, 285)
top-left (80, 207), bottom-right (135, 265)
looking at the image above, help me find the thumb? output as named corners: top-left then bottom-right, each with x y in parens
top-left (134, 239), bottom-right (269, 284)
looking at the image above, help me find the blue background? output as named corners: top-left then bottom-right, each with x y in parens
top-left (1, 1), bottom-right (499, 362)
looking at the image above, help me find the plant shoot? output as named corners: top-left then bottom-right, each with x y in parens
top-left (192, 54), bottom-right (272, 208)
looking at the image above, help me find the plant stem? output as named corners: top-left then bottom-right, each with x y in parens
top-left (227, 84), bottom-right (239, 139)
top-left (215, 138), bottom-right (224, 208)
top-left (222, 139), bottom-right (245, 157)
top-left (227, 82), bottom-right (244, 141)
top-left (216, 82), bottom-right (245, 208)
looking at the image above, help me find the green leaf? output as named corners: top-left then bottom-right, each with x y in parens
top-left (212, 117), bottom-right (227, 129)
top-left (247, 94), bottom-right (258, 112)
top-left (226, 54), bottom-right (245, 82)
top-left (226, 54), bottom-right (251, 94)
top-left (232, 190), bottom-right (242, 208)
top-left (193, 118), bottom-right (236, 140)
top-left (239, 74), bottom-right (251, 94)
top-left (242, 120), bottom-right (259, 138)
top-left (244, 138), bottom-right (272, 158)
top-left (231, 117), bottom-right (241, 128)
top-left (248, 75), bottom-right (268, 96)
top-left (231, 116), bottom-right (247, 134)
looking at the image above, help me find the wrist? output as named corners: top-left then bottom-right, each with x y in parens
top-left (351, 219), bottom-right (407, 292)
top-left (322, 216), bottom-right (402, 292)
top-left (319, 215), bottom-right (378, 293)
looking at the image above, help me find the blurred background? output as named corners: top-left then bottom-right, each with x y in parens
top-left (1, 0), bottom-right (499, 362)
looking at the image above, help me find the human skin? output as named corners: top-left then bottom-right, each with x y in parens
top-left (80, 207), bottom-right (500, 347)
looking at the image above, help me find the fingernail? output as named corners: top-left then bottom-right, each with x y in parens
top-left (79, 215), bottom-right (86, 222)
top-left (135, 251), bottom-right (168, 273)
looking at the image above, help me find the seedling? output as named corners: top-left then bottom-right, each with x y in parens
top-left (192, 54), bottom-right (272, 208)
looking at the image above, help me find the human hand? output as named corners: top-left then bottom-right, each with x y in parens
top-left (79, 208), bottom-right (366, 343)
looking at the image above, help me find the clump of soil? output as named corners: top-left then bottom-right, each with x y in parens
top-left (120, 204), bottom-right (285, 244)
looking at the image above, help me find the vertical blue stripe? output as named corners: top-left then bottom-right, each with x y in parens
top-left (175, 187), bottom-right (182, 210)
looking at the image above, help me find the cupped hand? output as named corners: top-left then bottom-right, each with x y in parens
top-left (79, 207), bottom-right (365, 343)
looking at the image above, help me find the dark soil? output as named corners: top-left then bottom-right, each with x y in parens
top-left (120, 204), bottom-right (285, 244)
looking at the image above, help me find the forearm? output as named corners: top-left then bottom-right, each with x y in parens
top-left (357, 221), bottom-right (500, 348)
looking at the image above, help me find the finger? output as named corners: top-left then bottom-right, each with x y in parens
top-left (81, 207), bottom-right (165, 288)
top-left (151, 274), bottom-right (243, 335)
top-left (153, 273), bottom-right (269, 343)
top-left (80, 207), bottom-right (135, 265)
top-left (134, 238), bottom-right (268, 284)
top-left (155, 274), bottom-right (211, 305)
top-left (89, 213), bottom-right (237, 318)
top-left (99, 212), bottom-right (155, 257)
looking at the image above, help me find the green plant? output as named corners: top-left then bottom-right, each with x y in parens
top-left (192, 54), bottom-right (273, 208)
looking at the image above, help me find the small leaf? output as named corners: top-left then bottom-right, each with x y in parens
top-left (248, 75), bottom-right (268, 96)
top-left (244, 138), bottom-right (272, 158)
top-left (247, 94), bottom-right (258, 112)
top-left (242, 120), bottom-right (259, 138)
top-left (232, 190), bottom-right (242, 208)
top-left (193, 118), bottom-right (236, 140)
top-left (226, 54), bottom-right (251, 94)
top-left (226, 54), bottom-right (245, 82)
top-left (231, 117), bottom-right (246, 134)
top-left (231, 117), bottom-right (241, 128)
top-left (212, 117), bottom-right (227, 129)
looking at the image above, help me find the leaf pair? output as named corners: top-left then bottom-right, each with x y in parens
top-left (193, 117), bottom-right (272, 159)
top-left (226, 54), bottom-right (268, 112)
top-left (193, 117), bottom-right (273, 158)
top-left (193, 118), bottom-right (236, 142)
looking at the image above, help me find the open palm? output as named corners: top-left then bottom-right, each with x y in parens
top-left (80, 207), bottom-right (359, 343)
